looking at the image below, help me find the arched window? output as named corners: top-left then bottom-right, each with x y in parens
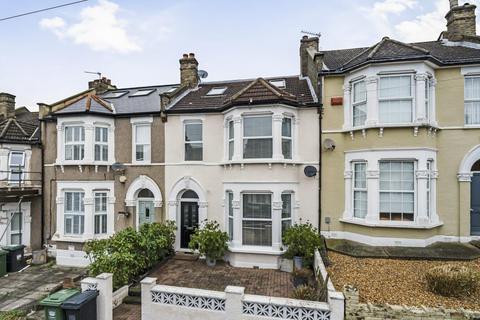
top-left (182, 190), bottom-right (199, 199)
top-left (138, 189), bottom-right (154, 198)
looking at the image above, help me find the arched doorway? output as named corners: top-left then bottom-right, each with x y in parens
top-left (137, 188), bottom-right (155, 228)
top-left (471, 160), bottom-right (480, 235)
top-left (179, 190), bottom-right (199, 249)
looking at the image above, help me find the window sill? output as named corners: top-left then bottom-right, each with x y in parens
top-left (53, 233), bottom-right (113, 243)
top-left (343, 122), bottom-right (439, 132)
top-left (55, 161), bottom-right (115, 166)
top-left (223, 159), bottom-right (301, 165)
top-left (228, 245), bottom-right (285, 255)
top-left (340, 217), bottom-right (443, 229)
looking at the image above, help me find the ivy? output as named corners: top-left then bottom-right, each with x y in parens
top-left (84, 221), bottom-right (176, 290)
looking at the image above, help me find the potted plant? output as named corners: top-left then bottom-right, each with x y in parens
top-left (282, 221), bottom-right (323, 269)
top-left (189, 220), bottom-right (229, 267)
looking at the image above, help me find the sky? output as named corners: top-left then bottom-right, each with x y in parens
top-left (0, 0), bottom-right (477, 110)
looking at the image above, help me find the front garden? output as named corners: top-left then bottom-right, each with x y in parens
top-left (327, 251), bottom-right (480, 310)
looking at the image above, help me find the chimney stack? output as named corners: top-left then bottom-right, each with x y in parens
top-left (0, 93), bottom-right (16, 119)
top-left (445, 1), bottom-right (477, 41)
top-left (88, 77), bottom-right (117, 94)
top-left (300, 36), bottom-right (319, 77)
top-left (179, 53), bottom-right (199, 88)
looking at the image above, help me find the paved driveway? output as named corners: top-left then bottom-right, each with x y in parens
top-left (0, 262), bottom-right (85, 312)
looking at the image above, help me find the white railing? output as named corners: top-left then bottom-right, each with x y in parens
top-left (141, 278), bottom-right (332, 320)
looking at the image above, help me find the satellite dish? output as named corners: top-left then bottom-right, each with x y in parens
top-left (323, 138), bottom-right (336, 151)
top-left (198, 70), bottom-right (209, 79)
top-left (304, 166), bottom-right (318, 177)
top-left (111, 162), bottom-right (126, 172)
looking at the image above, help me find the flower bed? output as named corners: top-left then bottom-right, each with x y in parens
top-left (327, 251), bottom-right (480, 310)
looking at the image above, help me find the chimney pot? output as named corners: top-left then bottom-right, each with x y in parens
top-left (189, 53), bottom-right (195, 58)
top-left (445, 1), bottom-right (477, 41)
top-left (450, 0), bottom-right (459, 8)
top-left (183, 53), bottom-right (188, 58)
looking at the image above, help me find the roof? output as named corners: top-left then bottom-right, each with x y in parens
top-left (52, 85), bottom-right (178, 116)
top-left (321, 37), bottom-right (480, 74)
top-left (168, 76), bottom-right (317, 113)
top-left (0, 108), bottom-right (39, 144)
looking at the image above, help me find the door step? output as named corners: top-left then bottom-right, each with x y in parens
top-left (174, 252), bottom-right (199, 261)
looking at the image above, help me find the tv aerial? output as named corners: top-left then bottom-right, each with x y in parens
top-left (84, 71), bottom-right (102, 79)
top-left (301, 30), bottom-right (322, 38)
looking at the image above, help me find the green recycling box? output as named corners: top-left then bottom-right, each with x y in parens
top-left (40, 288), bottom-right (80, 320)
top-left (0, 249), bottom-right (6, 277)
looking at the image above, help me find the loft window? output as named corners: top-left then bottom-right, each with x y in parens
top-left (130, 89), bottom-right (155, 97)
top-left (269, 79), bottom-right (286, 89)
top-left (103, 91), bottom-right (128, 98)
top-left (206, 87), bottom-right (227, 96)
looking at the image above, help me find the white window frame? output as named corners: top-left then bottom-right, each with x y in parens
top-left (378, 74), bottom-right (415, 124)
top-left (184, 120), bottom-right (203, 161)
top-left (94, 191), bottom-right (108, 235)
top-left (64, 191), bottom-right (85, 236)
top-left (8, 151), bottom-right (25, 184)
top-left (228, 120), bottom-right (234, 160)
top-left (9, 211), bottom-right (22, 245)
top-left (131, 117), bottom-right (153, 164)
top-left (242, 115), bottom-right (273, 159)
top-left (64, 126), bottom-right (85, 161)
top-left (281, 192), bottom-right (292, 239)
top-left (241, 192), bottom-right (273, 247)
top-left (94, 127), bottom-right (109, 162)
top-left (352, 79), bottom-right (367, 127)
top-left (226, 191), bottom-right (234, 241)
top-left (281, 117), bottom-right (293, 160)
top-left (464, 76), bottom-right (480, 125)
top-left (352, 162), bottom-right (367, 219)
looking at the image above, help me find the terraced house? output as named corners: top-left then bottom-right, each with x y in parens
top-left (0, 93), bottom-right (42, 252)
top-left (39, 78), bottom-right (179, 266)
top-left (318, 0), bottom-right (480, 246)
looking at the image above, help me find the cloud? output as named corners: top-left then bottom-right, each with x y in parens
top-left (40, 0), bottom-right (141, 54)
top-left (372, 0), bottom-right (417, 18)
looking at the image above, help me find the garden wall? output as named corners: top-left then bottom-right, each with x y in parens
top-left (343, 285), bottom-right (480, 320)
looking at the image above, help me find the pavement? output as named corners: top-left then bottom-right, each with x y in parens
top-left (0, 261), bottom-right (86, 313)
top-left (326, 239), bottom-right (480, 260)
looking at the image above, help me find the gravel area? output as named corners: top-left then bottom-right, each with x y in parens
top-left (327, 251), bottom-right (480, 310)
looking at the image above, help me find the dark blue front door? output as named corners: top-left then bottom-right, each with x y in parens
top-left (471, 173), bottom-right (480, 235)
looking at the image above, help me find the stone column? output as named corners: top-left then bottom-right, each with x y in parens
top-left (141, 277), bottom-right (157, 320)
top-left (365, 170), bottom-right (379, 223)
top-left (84, 124), bottom-right (94, 162)
top-left (272, 198), bottom-right (282, 251)
top-left (232, 117), bottom-right (242, 161)
top-left (365, 76), bottom-right (378, 126)
top-left (0, 149), bottom-right (9, 181)
top-left (56, 125), bottom-right (63, 163)
top-left (344, 170), bottom-right (353, 219)
top-left (225, 286), bottom-right (244, 320)
top-left (82, 273), bottom-right (113, 320)
top-left (458, 173), bottom-right (473, 238)
top-left (430, 171), bottom-right (439, 223)
top-left (83, 196), bottom-right (94, 240)
top-left (231, 198), bottom-right (242, 248)
top-left (272, 114), bottom-right (283, 160)
top-left (416, 169), bottom-right (429, 224)
top-left (343, 83), bottom-right (352, 130)
top-left (415, 74), bottom-right (428, 123)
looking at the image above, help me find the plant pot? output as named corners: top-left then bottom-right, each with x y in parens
top-left (206, 257), bottom-right (217, 267)
top-left (293, 256), bottom-right (303, 270)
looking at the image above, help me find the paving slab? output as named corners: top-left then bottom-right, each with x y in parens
top-left (0, 262), bottom-right (85, 312)
top-left (327, 238), bottom-right (480, 260)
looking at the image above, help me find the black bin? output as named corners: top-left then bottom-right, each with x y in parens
top-left (61, 290), bottom-right (98, 320)
top-left (1, 245), bottom-right (26, 272)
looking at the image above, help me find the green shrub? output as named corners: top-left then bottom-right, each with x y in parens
top-left (84, 221), bottom-right (176, 290)
top-left (189, 220), bottom-right (229, 261)
top-left (291, 285), bottom-right (319, 301)
top-left (282, 221), bottom-right (323, 266)
top-left (0, 311), bottom-right (27, 320)
top-left (425, 264), bottom-right (480, 297)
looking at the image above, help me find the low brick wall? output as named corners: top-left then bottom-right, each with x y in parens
top-left (343, 285), bottom-right (480, 320)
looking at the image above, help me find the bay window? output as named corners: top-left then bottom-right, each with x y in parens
top-left (94, 127), bottom-right (108, 162)
top-left (465, 76), bottom-right (480, 125)
top-left (135, 125), bottom-right (151, 162)
top-left (242, 193), bottom-right (272, 246)
top-left (379, 161), bottom-right (415, 221)
top-left (228, 121), bottom-right (234, 160)
top-left (282, 118), bottom-right (292, 159)
top-left (64, 191), bottom-right (85, 235)
top-left (243, 116), bottom-right (273, 159)
top-left (379, 75), bottom-right (413, 124)
top-left (352, 80), bottom-right (367, 127)
top-left (8, 151), bottom-right (25, 184)
top-left (227, 191), bottom-right (234, 241)
top-left (65, 126), bottom-right (85, 161)
top-left (353, 162), bottom-right (367, 219)
top-left (281, 193), bottom-right (292, 238)
top-left (184, 121), bottom-right (203, 161)
top-left (94, 192), bottom-right (107, 235)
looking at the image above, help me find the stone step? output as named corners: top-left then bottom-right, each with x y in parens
top-left (123, 295), bottom-right (141, 305)
top-left (128, 285), bottom-right (141, 297)
top-left (174, 252), bottom-right (199, 261)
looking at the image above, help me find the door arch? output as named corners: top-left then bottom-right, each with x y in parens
top-left (459, 146), bottom-right (480, 235)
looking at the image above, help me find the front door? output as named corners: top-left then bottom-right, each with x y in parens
top-left (138, 200), bottom-right (154, 227)
top-left (180, 202), bottom-right (199, 249)
top-left (471, 173), bottom-right (480, 235)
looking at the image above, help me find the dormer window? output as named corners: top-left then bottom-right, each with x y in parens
top-left (378, 75), bottom-right (413, 124)
top-left (269, 79), bottom-right (286, 89)
top-left (206, 87), bottom-right (227, 96)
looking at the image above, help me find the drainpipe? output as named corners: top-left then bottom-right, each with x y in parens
top-left (317, 77), bottom-right (324, 233)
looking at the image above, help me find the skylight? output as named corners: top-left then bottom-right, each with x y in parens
top-left (269, 79), bottom-right (286, 89)
top-left (130, 89), bottom-right (155, 97)
top-left (103, 91), bottom-right (128, 99)
top-left (206, 87), bottom-right (227, 96)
